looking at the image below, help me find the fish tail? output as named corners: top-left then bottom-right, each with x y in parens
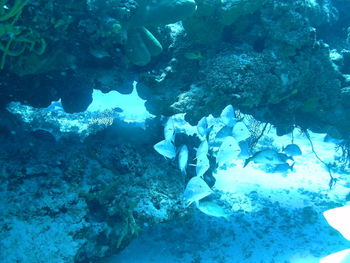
top-left (243, 158), bottom-right (251, 167)
top-left (290, 162), bottom-right (295, 171)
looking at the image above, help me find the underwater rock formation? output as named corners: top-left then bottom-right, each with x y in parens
top-left (0, 0), bottom-right (197, 112)
top-left (182, 0), bottom-right (267, 45)
top-left (123, 0), bottom-right (197, 66)
top-left (137, 0), bottom-right (350, 138)
top-left (88, 0), bottom-right (197, 66)
top-left (2, 1), bottom-right (350, 262)
top-left (1, 0), bottom-right (348, 136)
top-left (0, 111), bottom-right (186, 262)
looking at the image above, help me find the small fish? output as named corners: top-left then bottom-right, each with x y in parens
top-left (184, 51), bottom-right (204, 60)
top-left (197, 117), bottom-right (209, 138)
top-left (169, 113), bottom-right (198, 136)
top-left (232, 122), bottom-right (250, 142)
top-left (196, 155), bottom-right (210, 178)
top-left (113, 107), bottom-right (123, 113)
top-left (272, 162), bottom-right (294, 173)
top-left (329, 176), bottom-right (338, 190)
top-left (164, 117), bottom-right (175, 142)
top-left (244, 149), bottom-right (286, 167)
top-left (153, 139), bottom-right (176, 159)
top-left (183, 176), bottom-right (213, 207)
top-left (178, 145), bottom-right (189, 175)
top-left (89, 48), bottom-right (110, 59)
top-left (320, 249), bottom-right (350, 263)
top-left (238, 140), bottom-right (252, 158)
top-left (215, 126), bottom-right (233, 141)
top-left (282, 144), bottom-right (302, 156)
top-left (171, 113), bottom-right (188, 134)
top-left (196, 201), bottom-right (231, 220)
top-left (220, 105), bottom-right (236, 127)
top-left (277, 153), bottom-right (294, 162)
top-left (196, 140), bottom-right (209, 160)
top-left (45, 100), bottom-right (63, 112)
top-left (216, 136), bottom-right (240, 168)
top-left (206, 114), bottom-right (216, 128)
top-left (323, 206), bottom-right (350, 241)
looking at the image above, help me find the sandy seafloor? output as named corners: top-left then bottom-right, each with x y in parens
top-left (106, 129), bottom-right (350, 263)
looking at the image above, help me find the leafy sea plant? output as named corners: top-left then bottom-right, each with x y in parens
top-left (0, 0), bottom-right (29, 22)
top-left (0, 0), bottom-right (46, 69)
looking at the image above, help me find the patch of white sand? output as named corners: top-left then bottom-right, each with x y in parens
top-left (108, 128), bottom-right (350, 263)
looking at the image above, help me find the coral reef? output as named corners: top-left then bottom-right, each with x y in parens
top-left (123, 0), bottom-right (196, 65)
top-left (86, 0), bottom-right (197, 66)
top-left (0, 111), bottom-right (186, 262)
top-left (137, 0), bottom-right (349, 138)
top-left (2, 0), bottom-right (350, 262)
top-left (182, 0), bottom-right (266, 45)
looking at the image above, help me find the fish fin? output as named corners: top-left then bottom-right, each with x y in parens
top-left (195, 200), bottom-right (200, 208)
top-left (185, 200), bottom-right (193, 208)
top-left (290, 162), bottom-right (295, 171)
top-left (243, 158), bottom-right (251, 167)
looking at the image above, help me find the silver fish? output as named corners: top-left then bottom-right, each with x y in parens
top-left (220, 105), bottom-right (236, 127)
top-left (238, 140), bottom-right (252, 159)
top-left (206, 114), bottom-right (216, 128)
top-left (153, 139), bottom-right (176, 159)
top-left (208, 125), bottom-right (232, 149)
top-left (197, 116), bottom-right (209, 137)
top-left (282, 144), bottom-right (302, 156)
top-left (215, 126), bottom-right (233, 141)
top-left (171, 113), bottom-right (190, 134)
top-left (277, 152), bottom-right (294, 162)
top-left (272, 162), bottom-right (294, 173)
top-left (244, 149), bottom-right (286, 167)
top-left (196, 154), bottom-right (210, 178)
top-left (164, 117), bottom-right (175, 142)
top-left (216, 136), bottom-right (240, 168)
top-left (232, 121), bottom-right (250, 142)
top-left (178, 145), bottom-right (189, 175)
top-left (183, 176), bottom-right (213, 207)
top-left (196, 201), bottom-right (230, 220)
top-left (196, 140), bottom-right (209, 160)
